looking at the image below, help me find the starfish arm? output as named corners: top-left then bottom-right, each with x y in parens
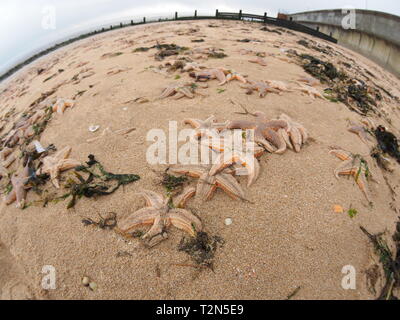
top-left (138, 190), bottom-right (165, 208)
top-left (0, 147), bottom-right (13, 161)
top-left (255, 132), bottom-right (277, 153)
top-left (183, 118), bottom-right (202, 129)
top-left (169, 165), bottom-right (206, 178)
top-left (263, 128), bottom-right (287, 154)
top-left (215, 172), bottom-right (245, 200)
top-left (214, 69), bottom-right (227, 85)
top-left (58, 159), bottom-right (81, 172)
top-left (196, 173), bottom-right (217, 201)
top-left (279, 128), bottom-right (293, 150)
top-left (288, 127), bottom-right (302, 153)
top-left (142, 216), bottom-right (165, 241)
top-left (334, 160), bottom-right (357, 179)
top-left (159, 87), bottom-right (175, 99)
top-left (354, 171), bottom-right (371, 202)
top-left (227, 120), bottom-right (256, 130)
top-left (173, 187), bottom-right (196, 208)
top-left (118, 207), bottom-right (160, 233)
top-left (54, 146), bottom-right (72, 160)
top-left (4, 189), bottom-right (16, 205)
top-left (167, 208), bottom-right (202, 236)
top-left (329, 149), bottom-right (352, 161)
top-left (209, 152), bottom-right (236, 176)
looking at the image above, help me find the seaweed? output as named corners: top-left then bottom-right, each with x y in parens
top-left (178, 231), bottom-right (224, 270)
top-left (162, 173), bottom-right (187, 193)
top-left (63, 155), bottom-right (140, 208)
top-left (360, 226), bottom-right (400, 300)
top-left (82, 212), bottom-right (117, 230)
top-left (374, 126), bottom-right (400, 164)
top-left (207, 51), bottom-right (227, 59)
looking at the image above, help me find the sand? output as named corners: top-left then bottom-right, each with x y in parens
top-left (0, 19), bottom-right (399, 300)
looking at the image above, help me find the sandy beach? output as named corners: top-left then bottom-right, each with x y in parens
top-left (0, 19), bottom-right (399, 300)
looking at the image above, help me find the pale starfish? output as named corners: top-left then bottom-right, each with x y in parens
top-left (295, 84), bottom-right (325, 100)
top-left (183, 115), bottom-right (229, 140)
top-left (169, 164), bottom-right (245, 201)
top-left (279, 114), bottom-right (308, 152)
top-left (36, 146), bottom-right (81, 188)
top-left (226, 71), bottom-right (247, 83)
top-left (52, 98), bottom-right (75, 114)
top-left (329, 149), bottom-right (371, 202)
top-left (118, 188), bottom-right (202, 247)
top-left (206, 139), bottom-right (262, 187)
top-left (347, 121), bottom-right (373, 144)
top-left (0, 147), bottom-right (13, 161)
top-left (182, 62), bottom-right (206, 72)
top-left (228, 111), bottom-right (289, 154)
top-left (264, 80), bottom-right (293, 93)
top-left (240, 81), bottom-right (280, 97)
top-left (4, 162), bottom-right (30, 208)
top-left (189, 68), bottom-right (227, 85)
top-left (159, 82), bottom-right (196, 99)
top-left (248, 56), bottom-right (267, 66)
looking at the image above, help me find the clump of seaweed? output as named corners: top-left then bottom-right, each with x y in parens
top-left (374, 126), bottom-right (400, 164)
top-left (300, 54), bottom-right (345, 83)
top-left (62, 155), bottom-right (140, 208)
top-left (162, 172), bottom-right (187, 193)
top-left (82, 212), bottom-right (117, 230)
top-left (178, 231), bottom-right (224, 270)
top-left (360, 225), bottom-right (400, 300)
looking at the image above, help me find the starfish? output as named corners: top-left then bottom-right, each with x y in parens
top-left (227, 111), bottom-right (289, 154)
top-left (189, 68), bottom-right (227, 85)
top-left (240, 81), bottom-right (280, 97)
top-left (295, 84), bottom-right (325, 100)
top-left (183, 115), bottom-right (229, 140)
top-left (264, 80), bottom-right (293, 93)
top-left (159, 82), bottom-right (196, 99)
top-left (329, 149), bottom-right (371, 202)
top-left (279, 114), bottom-right (308, 152)
top-left (4, 162), bottom-right (31, 208)
top-left (248, 56), bottom-right (267, 66)
top-left (204, 138), bottom-right (263, 187)
top-left (36, 146), bottom-right (81, 188)
top-left (347, 121), bottom-right (373, 144)
top-left (226, 71), bottom-right (247, 83)
top-left (182, 62), bottom-right (206, 72)
top-left (118, 188), bottom-right (202, 247)
top-left (52, 98), bottom-right (75, 114)
top-left (169, 164), bottom-right (245, 201)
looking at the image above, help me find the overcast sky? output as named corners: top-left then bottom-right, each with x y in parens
top-left (1, 0), bottom-right (399, 74)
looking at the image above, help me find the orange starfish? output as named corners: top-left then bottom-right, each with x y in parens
top-left (118, 188), bottom-right (202, 247)
top-left (159, 82), bottom-right (196, 99)
top-left (52, 98), bottom-right (75, 114)
top-left (189, 68), bottom-right (227, 85)
top-left (329, 149), bottom-right (372, 202)
top-left (240, 81), bottom-right (280, 97)
top-left (279, 114), bottom-right (308, 152)
top-left (248, 56), bottom-right (267, 66)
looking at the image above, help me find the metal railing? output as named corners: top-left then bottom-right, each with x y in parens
top-left (0, 9), bottom-right (337, 82)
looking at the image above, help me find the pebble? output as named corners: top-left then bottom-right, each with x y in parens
top-left (89, 282), bottom-right (97, 291)
top-left (89, 125), bottom-right (100, 132)
top-left (225, 218), bottom-right (233, 226)
top-left (82, 276), bottom-right (90, 286)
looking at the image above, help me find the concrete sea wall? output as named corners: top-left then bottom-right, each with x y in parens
top-left (289, 9), bottom-right (400, 78)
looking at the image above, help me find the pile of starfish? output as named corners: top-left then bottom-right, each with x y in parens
top-left (1, 97), bottom-right (78, 208)
top-left (118, 112), bottom-right (308, 246)
top-left (157, 57), bottom-right (325, 100)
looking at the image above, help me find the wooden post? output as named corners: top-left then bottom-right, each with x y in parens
top-left (120, 22), bottom-right (123, 28)
top-left (216, 9), bottom-right (219, 17)
top-left (264, 12), bottom-right (267, 23)
top-left (175, 12), bottom-right (178, 20)
top-left (110, 25), bottom-right (113, 30)
top-left (239, 9), bottom-right (242, 20)
top-left (194, 10), bottom-right (197, 18)
top-left (131, 20), bottom-right (134, 25)
top-left (143, 17), bottom-right (146, 23)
